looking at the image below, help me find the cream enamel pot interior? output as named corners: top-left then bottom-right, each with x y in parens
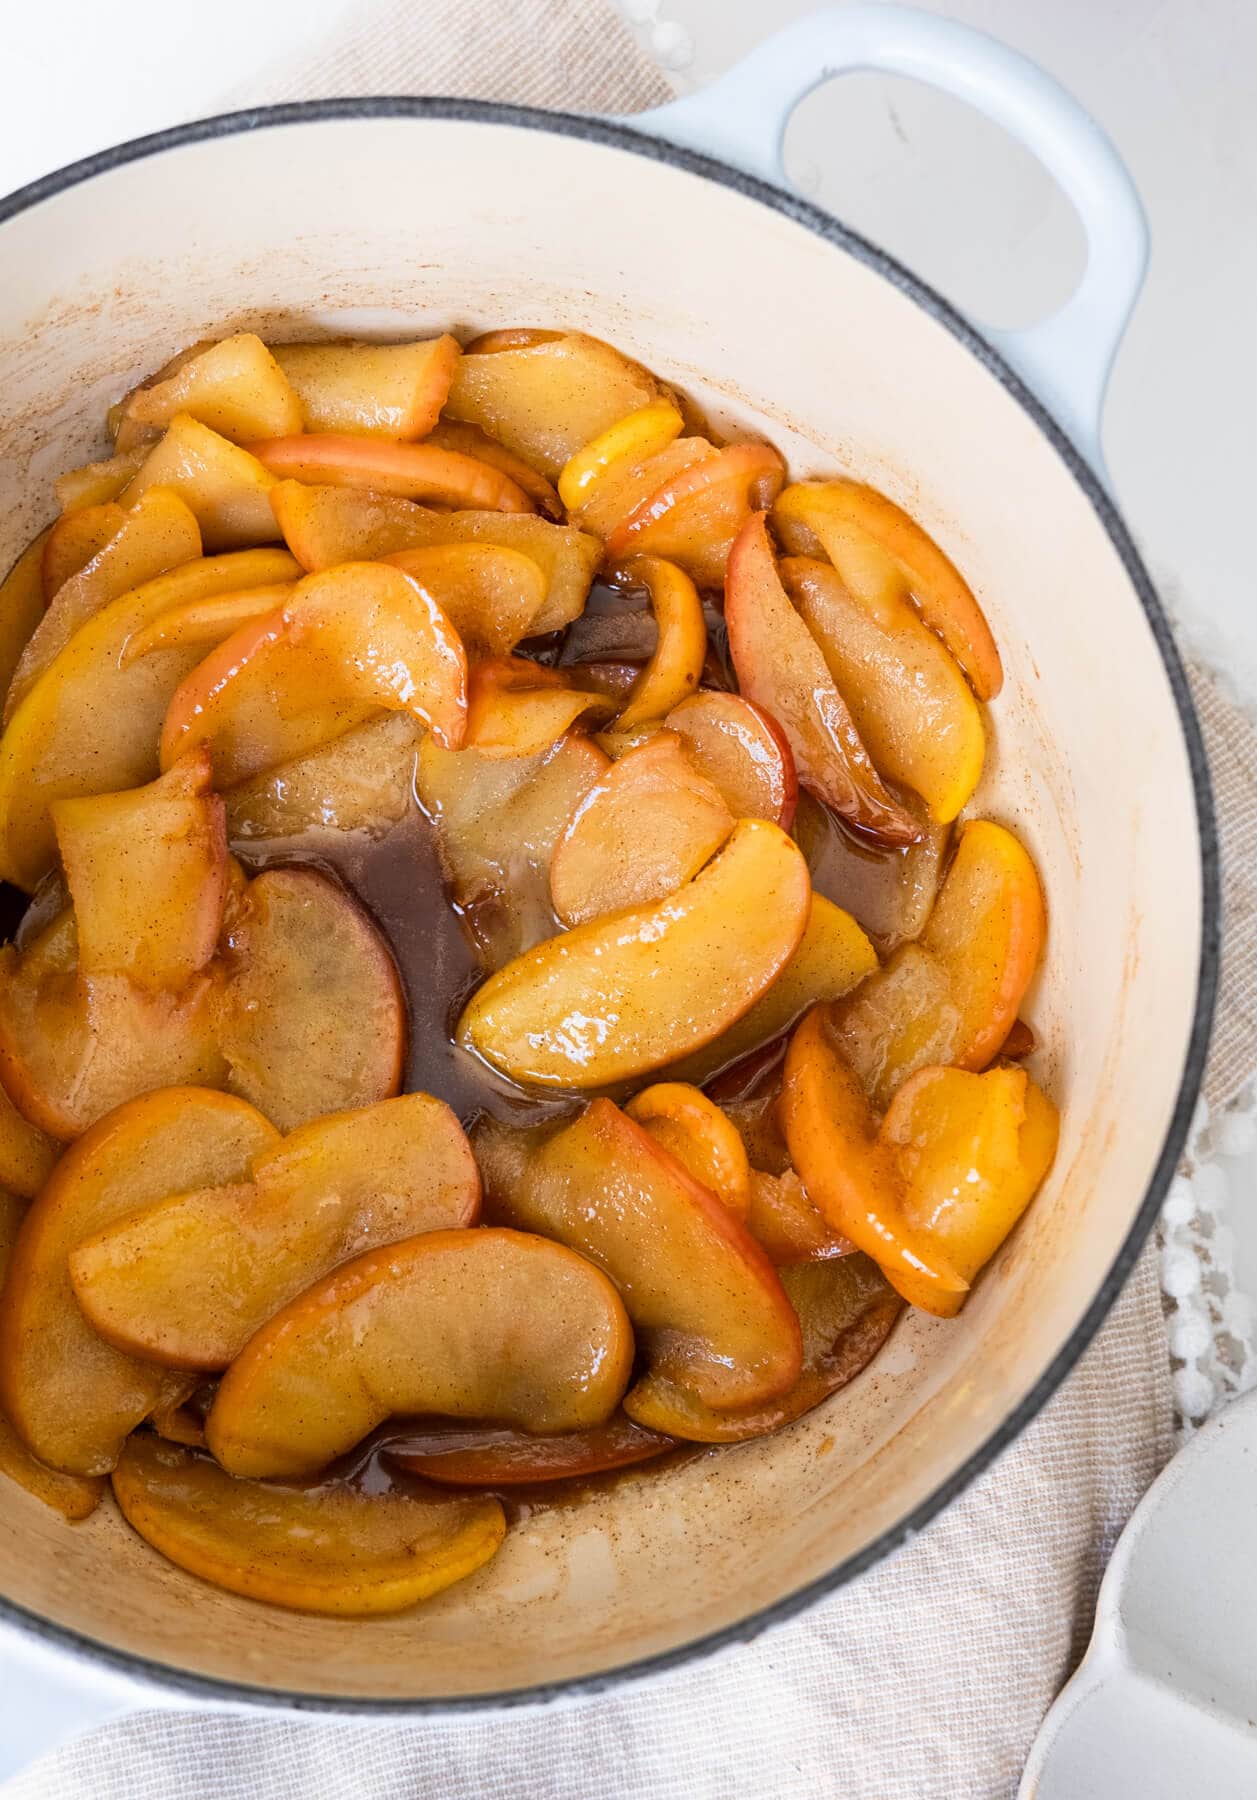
top-left (0, 3), bottom-right (1217, 1770)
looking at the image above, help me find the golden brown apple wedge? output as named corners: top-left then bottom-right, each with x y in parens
top-left (9, 487), bottom-right (203, 720)
top-left (0, 532), bottom-right (51, 717)
top-left (51, 748), bottom-right (227, 993)
top-left (421, 420), bottom-right (562, 518)
top-left (207, 1228), bottom-right (635, 1477)
top-left (459, 817), bottom-right (811, 1088)
top-left (558, 397), bottom-right (684, 514)
top-left (792, 791), bottom-right (950, 957)
top-left (610, 556), bottom-right (706, 730)
top-left (383, 543), bottom-right (546, 655)
top-left (606, 443), bottom-right (786, 588)
top-left (53, 445), bottom-right (150, 513)
top-left (772, 478), bottom-right (1003, 700)
top-left (271, 335), bottom-right (461, 439)
top-left (0, 1083), bottom-right (57, 1200)
top-left (781, 554), bottom-right (985, 823)
top-left (625, 1081), bottom-right (751, 1220)
top-left (831, 819), bottom-right (1046, 1108)
top-left (664, 691), bottom-right (798, 828)
top-left (217, 866), bottom-right (405, 1132)
top-left (571, 438), bottom-right (715, 542)
top-left (662, 893), bottom-right (877, 1088)
top-left (745, 1168), bottom-right (854, 1266)
top-left (479, 1100), bottom-right (801, 1408)
top-left (0, 1087), bottom-right (278, 1475)
top-left (445, 331), bottom-right (659, 479)
top-left (463, 656), bottom-right (613, 757)
top-left (122, 334), bottom-right (303, 443)
top-left (112, 1434), bottom-right (504, 1616)
top-left (121, 415), bottom-right (281, 551)
top-left (224, 713), bottom-right (424, 842)
top-left (160, 561), bottom-right (467, 784)
top-left (725, 515), bottom-right (919, 845)
top-left (69, 1092), bottom-right (480, 1369)
top-left (549, 732), bottom-right (733, 927)
top-left (41, 501), bottom-right (125, 601)
top-left (247, 435), bottom-right (532, 513)
top-left (387, 1414), bottom-right (671, 1487)
top-left (121, 583), bottom-right (296, 664)
top-left (625, 1255), bottom-right (900, 1441)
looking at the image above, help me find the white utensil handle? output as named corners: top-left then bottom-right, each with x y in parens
top-left (624, 2), bottom-right (1148, 478)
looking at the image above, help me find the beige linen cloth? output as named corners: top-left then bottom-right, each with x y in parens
top-left (8, 4), bottom-right (1257, 1796)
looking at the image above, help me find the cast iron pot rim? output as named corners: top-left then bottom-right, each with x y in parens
top-left (0, 97), bottom-right (1220, 1721)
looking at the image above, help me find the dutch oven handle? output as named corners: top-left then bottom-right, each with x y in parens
top-left (621, 2), bottom-right (1148, 483)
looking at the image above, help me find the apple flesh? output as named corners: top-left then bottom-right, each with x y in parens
top-left (745, 1168), bottom-right (854, 1266)
top-left (122, 334), bottom-right (303, 443)
top-left (664, 690), bottom-right (797, 829)
top-left (624, 1081), bottom-right (751, 1220)
top-left (464, 657), bottom-right (613, 756)
top-left (121, 583), bottom-right (296, 664)
top-left (41, 501), bottom-right (125, 602)
top-left (571, 438), bottom-right (714, 542)
top-left (423, 420), bottom-right (562, 519)
top-left (606, 443), bottom-right (786, 588)
top-left (387, 1414), bottom-right (671, 1486)
top-left (207, 1227), bottom-right (635, 1477)
top-left (270, 335), bottom-right (460, 439)
top-left (792, 791), bottom-right (950, 958)
top-left (382, 544), bottom-right (546, 655)
top-left (224, 712), bottom-right (424, 842)
top-left (0, 533), bottom-right (52, 720)
top-left (121, 414), bottom-right (281, 551)
top-left (53, 444), bottom-right (150, 514)
top-left (0, 1082), bottom-right (57, 1200)
top-left (610, 556), bottom-right (707, 730)
top-left (112, 1434), bottom-right (505, 1616)
top-left (558, 397), bottom-right (684, 513)
top-left (246, 434), bottom-right (533, 513)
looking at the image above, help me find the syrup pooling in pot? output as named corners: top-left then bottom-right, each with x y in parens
top-left (0, 323), bottom-right (1057, 1616)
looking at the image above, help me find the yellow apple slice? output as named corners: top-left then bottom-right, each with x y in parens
top-left (271, 335), bottom-right (461, 439)
top-left (611, 556), bottom-right (706, 730)
top-left (207, 1227), bottom-right (635, 1477)
top-left (0, 1087), bottom-right (279, 1475)
top-left (423, 420), bottom-right (562, 518)
top-left (664, 690), bottom-right (798, 827)
top-left (460, 818), bottom-right (811, 1088)
top-left (549, 731), bottom-right (733, 927)
top-left (69, 1093), bottom-right (480, 1369)
top-left (41, 502), bottom-right (125, 601)
top-left (120, 583), bottom-right (296, 664)
top-left (386, 1414), bottom-right (671, 1486)
top-left (625, 1082), bottom-right (751, 1220)
top-left (745, 1168), bottom-right (854, 1266)
top-left (557, 397), bottom-right (685, 513)
top-left (0, 532), bottom-right (51, 715)
top-left (606, 442), bottom-right (786, 587)
top-left (225, 712), bottom-right (423, 842)
top-left (383, 543), bottom-right (546, 655)
top-left (0, 1083), bottom-right (57, 1200)
top-left (247, 435), bottom-right (532, 513)
top-left (53, 445), bottom-right (150, 514)
top-left (121, 414), bottom-right (280, 551)
top-left (112, 1434), bottom-right (504, 1616)
top-left (122, 334), bottom-right (303, 443)
top-left (463, 656), bottom-right (612, 757)
top-left (569, 438), bottom-right (714, 542)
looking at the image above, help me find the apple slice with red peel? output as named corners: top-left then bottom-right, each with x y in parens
top-left (725, 515), bottom-right (919, 845)
top-left (445, 331), bottom-right (659, 480)
top-left (423, 420), bottom-right (562, 518)
top-left (558, 397), bottom-right (684, 514)
top-left (0, 1087), bottom-right (279, 1475)
top-left (772, 478), bottom-right (1002, 700)
top-left (625, 1081), bottom-right (751, 1220)
top-left (478, 1100), bottom-right (801, 1408)
top-left (225, 713), bottom-right (423, 843)
top-left (0, 912), bottom-right (225, 1140)
top-left (0, 533), bottom-right (52, 719)
top-left (570, 438), bottom-right (713, 542)
top-left (51, 748), bottom-right (227, 993)
top-left (246, 434), bottom-right (533, 513)
top-left (388, 1414), bottom-right (671, 1487)
top-left (69, 1092), bottom-right (480, 1369)
top-left (459, 817), bottom-right (811, 1089)
top-left (605, 443), bottom-right (786, 587)
top-left (123, 334), bottom-right (303, 443)
top-left (270, 335), bottom-right (460, 440)
top-left (121, 415), bottom-right (280, 551)
top-left (831, 819), bottom-right (1046, 1109)
top-left (549, 732), bottom-right (733, 927)
top-left (464, 656), bottom-right (613, 756)
top-left (664, 690), bottom-right (797, 828)
top-left (745, 1168), bottom-right (855, 1265)
top-left (662, 892), bottom-right (877, 1088)
top-left (217, 866), bottom-right (405, 1133)
top-left (207, 1227), bottom-right (635, 1477)
top-left (610, 557), bottom-right (706, 730)
top-left (383, 544), bottom-right (546, 655)
top-left (41, 501), bottom-right (125, 601)
top-left (122, 583), bottom-right (295, 664)
top-left (112, 1434), bottom-right (504, 1616)
top-left (53, 444), bottom-right (150, 514)
top-left (625, 1255), bottom-right (900, 1442)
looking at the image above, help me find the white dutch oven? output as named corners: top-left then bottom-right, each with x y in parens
top-left (0, 4), bottom-right (1218, 1773)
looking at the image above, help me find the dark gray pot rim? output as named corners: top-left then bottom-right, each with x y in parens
top-left (0, 97), bottom-right (1220, 1721)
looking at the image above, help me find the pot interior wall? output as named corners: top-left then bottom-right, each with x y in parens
top-left (0, 116), bottom-right (1203, 1701)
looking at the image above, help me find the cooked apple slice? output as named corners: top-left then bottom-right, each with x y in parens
top-left (41, 501), bottom-right (125, 601)
top-left (781, 554), bottom-right (985, 822)
top-left (624, 1254), bottom-right (900, 1441)
top-left (780, 1006), bottom-right (967, 1309)
top-left (161, 562), bottom-right (467, 784)
top-left (549, 733), bottom-right (732, 927)
top-left (605, 443), bottom-right (786, 587)
top-left (225, 712), bottom-right (423, 842)
top-left (663, 893), bottom-right (877, 1087)
top-left (150, 1384), bottom-right (208, 1448)
top-left (0, 1087), bottom-right (279, 1475)
top-left (558, 397), bottom-right (685, 514)
top-left (463, 329), bottom-right (564, 353)
top-left (113, 1434), bottom-right (504, 1616)
top-left (10, 488), bottom-right (203, 720)
top-left (383, 544), bottom-right (546, 655)
top-left (625, 1082), bottom-right (751, 1220)
top-left (387, 1414), bottom-right (670, 1487)
top-left (271, 335), bottom-right (460, 439)
top-left (0, 911), bottom-right (225, 1139)
top-left (999, 1018), bottom-right (1037, 1060)
top-left (726, 516), bottom-right (919, 845)
top-left (423, 420), bottom-right (562, 518)
top-left (247, 434), bottom-right (532, 513)
top-left (609, 557), bottom-right (706, 730)
top-left (51, 749), bottom-right (226, 993)
top-left (665, 690), bottom-right (797, 828)
top-left (53, 444), bottom-right (150, 513)
top-left (0, 532), bottom-right (52, 716)
top-left (121, 583), bottom-right (296, 664)
top-left (831, 819), bottom-right (1046, 1108)
top-left (208, 1228), bottom-right (634, 1477)
top-left (121, 415), bottom-right (280, 551)
top-left (745, 1168), bottom-right (854, 1265)
top-left (217, 866), bottom-right (404, 1132)
top-left (122, 334), bottom-right (303, 443)
top-left (0, 1083), bottom-right (57, 1199)
top-left (464, 656), bottom-right (612, 757)
top-left (460, 818), bottom-right (810, 1088)
top-left (445, 331), bottom-right (659, 480)
top-left (479, 1101), bottom-right (800, 1408)
top-left (879, 1064), bottom-right (1059, 1314)
top-left (69, 1093), bottom-right (480, 1369)
top-left (772, 479), bottom-right (1003, 700)
top-left (793, 791), bottom-right (950, 957)
top-left (570, 438), bottom-right (715, 543)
